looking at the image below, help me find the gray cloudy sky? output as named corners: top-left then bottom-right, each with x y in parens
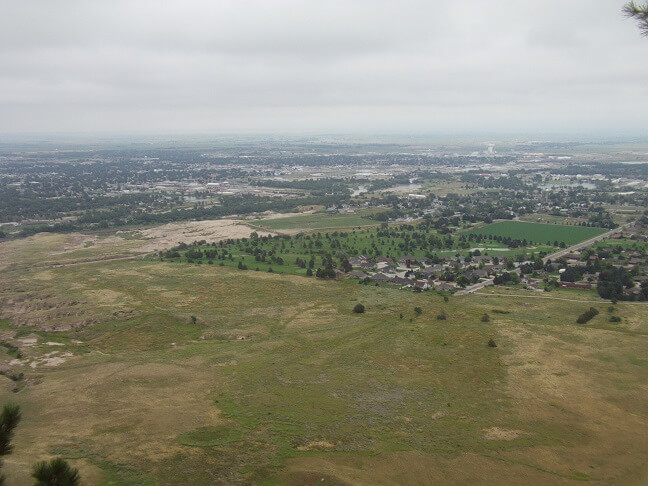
top-left (1, 0), bottom-right (646, 135)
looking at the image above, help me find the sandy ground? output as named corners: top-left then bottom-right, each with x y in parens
top-left (137, 219), bottom-right (275, 252)
top-left (0, 219), bottom-right (276, 268)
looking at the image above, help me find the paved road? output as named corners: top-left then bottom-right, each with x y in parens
top-left (456, 222), bottom-right (631, 296)
top-left (541, 224), bottom-right (628, 263)
top-left (455, 278), bottom-right (494, 296)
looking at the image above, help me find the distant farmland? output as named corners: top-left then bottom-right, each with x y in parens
top-left (253, 211), bottom-right (380, 231)
top-left (462, 221), bottom-right (607, 246)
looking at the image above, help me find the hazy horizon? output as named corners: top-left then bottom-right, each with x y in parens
top-left (1, 0), bottom-right (647, 135)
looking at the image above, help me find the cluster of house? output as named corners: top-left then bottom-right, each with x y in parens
top-left (341, 254), bottom-right (504, 292)
top-left (331, 222), bottom-right (648, 295)
top-left (557, 246), bottom-right (648, 296)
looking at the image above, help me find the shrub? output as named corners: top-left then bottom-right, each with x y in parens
top-left (481, 313), bottom-right (490, 322)
top-left (608, 315), bottom-right (621, 323)
top-left (32, 458), bottom-right (80, 486)
top-left (487, 338), bottom-right (497, 348)
top-left (353, 303), bottom-right (365, 314)
top-left (414, 307), bottom-right (423, 316)
top-left (576, 307), bottom-right (599, 324)
top-left (436, 310), bottom-right (447, 320)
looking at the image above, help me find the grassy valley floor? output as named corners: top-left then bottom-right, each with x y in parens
top-left (0, 232), bottom-right (646, 485)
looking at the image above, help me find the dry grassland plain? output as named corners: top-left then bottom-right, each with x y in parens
top-left (0, 230), bottom-right (646, 485)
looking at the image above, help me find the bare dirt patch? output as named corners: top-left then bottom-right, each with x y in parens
top-left (29, 351), bottom-right (73, 368)
top-left (297, 440), bottom-right (336, 452)
top-left (483, 427), bottom-right (525, 441)
top-left (17, 335), bottom-right (38, 347)
top-left (248, 210), bottom-right (316, 221)
top-left (138, 219), bottom-right (274, 252)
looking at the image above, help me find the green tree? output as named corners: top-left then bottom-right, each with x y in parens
top-left (32, 458), bottom-right (80, 486)
top-left (0, 404), bottom-right (21, 485)
top-left (624, 2), bottom-right (648, 36)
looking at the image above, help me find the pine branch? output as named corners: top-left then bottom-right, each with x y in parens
top-left (624, 1), bottom-right (648, 37)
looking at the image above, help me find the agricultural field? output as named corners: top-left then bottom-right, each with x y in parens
top-left (252, 211), bottom-right (382, 232)
top-left (0, 232), bottom-right (646, 485)
top-left (462, 221), bottom-right (608, 246)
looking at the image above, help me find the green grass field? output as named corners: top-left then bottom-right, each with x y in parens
top-left (462, 221), bottom-right (607, 246)
top-left (0, 232), bottom-right (646, 485)
top-left (594, 238), bottom-right (648, 252)
top-left (252, 211), bottom-right (381, 231)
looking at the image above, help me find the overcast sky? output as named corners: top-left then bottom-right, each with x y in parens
top-left (0, 0), bottom-right (646, 135)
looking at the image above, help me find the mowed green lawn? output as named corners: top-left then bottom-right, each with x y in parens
top-left (462, 221), bottom-right (607, 246)
top-left (253, 212), bottom-right (380, 231)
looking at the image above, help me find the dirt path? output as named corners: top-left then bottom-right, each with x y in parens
top-left (470, 290), bottom-right (647, 305)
